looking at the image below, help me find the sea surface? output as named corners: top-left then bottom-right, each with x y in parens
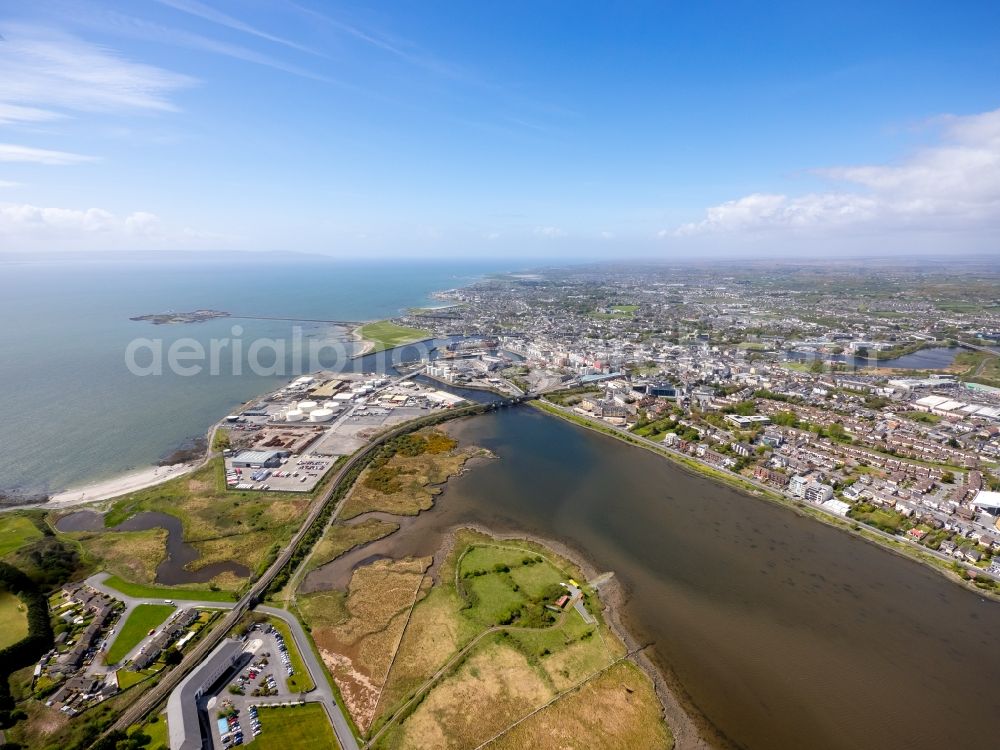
top-left (306, 406), bottom-right (1000, 750)
top-left (0, 258), bottom-right (504, 497)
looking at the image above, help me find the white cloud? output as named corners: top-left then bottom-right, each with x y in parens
top-left (0, 144), bottom-right (97, 165)
top-left (0, 202), bottom-right (218, 250)
top-left (534, 226), bottom-right (567, 238)
top-left (0, 24), bottom-right (194, 124)
top-left (0, 181), bottom-right (21, 189)
top-left (155, 0), bottom-right (321, 57)
top-left (676, 107), bottom-right (1000, 241)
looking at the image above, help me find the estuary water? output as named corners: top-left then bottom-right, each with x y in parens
top-left (0, 258), bottom-right (502, 498)
top-left (307, 406), bottom-right (1000, 750)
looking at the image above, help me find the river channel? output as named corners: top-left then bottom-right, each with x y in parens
top-left (305, 405), bottom-right (1000, 750)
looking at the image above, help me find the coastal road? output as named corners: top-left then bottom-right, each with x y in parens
top-left (100, 396), bottom-right (511, 745)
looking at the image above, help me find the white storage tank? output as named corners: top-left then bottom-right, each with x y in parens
top-left (285, 409), bottom-right (305, 422)
top-left (297, 400), bottom-right (318, 414)
top-left (308, 408), bottom-right (334, 422)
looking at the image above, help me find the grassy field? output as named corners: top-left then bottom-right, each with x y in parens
top-left (138, 714), bottom-right (168, 750)
top-left (0, 514), bottom-right (44, 558)
top-left (75, 528), bottom-right (167, 585)
top-left (102, 574), bottom-right (238, 602)
top-left (266, 617), bottom-right (315, 693)
top-left (488, 660), bottom-right (673, 750)
top-left (117, 667), bottom-right (157, 690)
top-left (105, 603), bottom-right (176, 664)
top-left (358, 321), bottom-right (430, 352)
top-left (247, 704), bottom-right (339, 750)
top-left (0, 589), bottom-right (30, 649)
top-left (299, 527), bottom-right (669, 749)
top-left (359, 530), bottom-right (668, 749)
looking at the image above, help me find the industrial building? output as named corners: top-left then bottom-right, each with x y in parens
top-left (230, 450), bottom-right (287, 468)
top-left (167, 639), bottom-right (246, 750)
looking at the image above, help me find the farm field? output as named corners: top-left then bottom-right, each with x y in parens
top-left (0, 515), bottom-right (44, 558)
top-left (0, 589), bottom-right (29, 649)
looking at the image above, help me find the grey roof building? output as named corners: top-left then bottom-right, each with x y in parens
top-left (167, 639), bottom-right (245, 750)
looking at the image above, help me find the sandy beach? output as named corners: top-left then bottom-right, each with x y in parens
top-left (43, 462), bottom-right (196, 509)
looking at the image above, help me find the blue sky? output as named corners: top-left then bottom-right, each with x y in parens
top-left (1, 0), bottom-right (999, 258)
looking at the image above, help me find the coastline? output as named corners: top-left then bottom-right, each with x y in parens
top-left (439, 522), bottom-right (711, 750)
top-left (530, 399), bottom-right (1000, 604)
top-left (43, 463), bottom-right (197, 509)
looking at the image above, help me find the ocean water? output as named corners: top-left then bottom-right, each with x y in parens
top-left (0, 258), bottom-right (502, 497)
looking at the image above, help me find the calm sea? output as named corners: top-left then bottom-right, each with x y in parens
top-left (0, 257), bottom-right (504, 497)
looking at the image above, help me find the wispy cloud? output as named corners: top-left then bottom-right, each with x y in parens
top-left (676, 107), bottom-right (1000, 240)
top-left (534, 226), bottom-right (567, 238)
top-left (286, 0), bottom-right (465, 79)
top-left (0, 201), bottom-right (225, 250)
top-left (0, 24), bottom-right (194, 123)
top-left (155, 0), bottom-right (323, 57)
top-left (0, 103), bottom-right (66, 126)
top-left (60, 7), bottom-right (335, 83)
top-left (0, 144), bottom-right (97, 165)
top-left (0, 180), bottom-right (21, 188)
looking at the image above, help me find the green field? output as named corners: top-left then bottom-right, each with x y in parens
top-left (0, 515), bottom-right (44, 558)
top-left (105, 603), bottom-right (176, 664)
top-left (358, 321), bottom-right (430, 352)
top-left (247, 704), bottom-right (339, 750)
top-left (267, 616), bottom-right (315, 693)
top-left (117, 667), bottom-right (157, 690)
top-left (0, 590), bottom-right (29, 649)
top-left (102, 575), bottom-right (238, 602)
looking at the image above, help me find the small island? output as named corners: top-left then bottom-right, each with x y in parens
top-left (129, 309), bottom-right (230, 325)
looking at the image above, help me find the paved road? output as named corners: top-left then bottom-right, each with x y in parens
top-left (87, 573), bottom-right (361, 750)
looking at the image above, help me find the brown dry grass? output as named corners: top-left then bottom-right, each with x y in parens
top-left (303, 557), bottom-right (430, 730)
top-left (76, 528), bottom-right (166, 584)
top-left (486, 660), bottom-right (673, 750)
top-left (191, 530), bottom-right (276, 572)
top-left (390, 638), bottom-right (554, 750)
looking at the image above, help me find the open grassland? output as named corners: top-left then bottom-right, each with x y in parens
top-left (301, 528), bottom-right (668, 749)
top-left (487, 660), bottom-right (673, 750)
top-left (307, 518), bottom-right (400, 573)
top-left (247, 703), bottom-right (339, 750)
top-left (74, 528), bottom-right (167, 585)
top-left (339, 429), bottom-right (485, 519)
top-left (956, 349), bottom-right (1000, 388)
top-left (0, 514), bottom-right (44, 558)
top-left (104, 603), bottom-right (175, 664)
top-left (266, 616), bottom-right (315, 693)
top-left (300, 557), bottom-right (430, 730)
top-left (65, 458), bottom-right (312, 590)
top-left (0, 589), bottom-right (30, 649)
top-left (358, 320), bottom-right (431, 352)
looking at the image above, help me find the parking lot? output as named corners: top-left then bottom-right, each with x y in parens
top-left (224, 454), bottom-right (335, 493)
top-left (206, 625), bottom-right (299, 749)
